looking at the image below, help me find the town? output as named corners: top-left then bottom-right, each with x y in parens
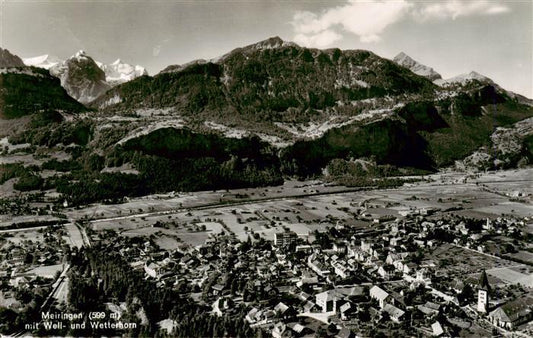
top-left (1, 169), bottom-right (532, 337)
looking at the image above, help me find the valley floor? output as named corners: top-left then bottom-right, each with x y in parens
top-left (66, 167), bottom-right (533, 227)
top-left (1, 168), bottom-right (532, 337)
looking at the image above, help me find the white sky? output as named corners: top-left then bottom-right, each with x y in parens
top-left (1, 0), bottom-right (531, 97)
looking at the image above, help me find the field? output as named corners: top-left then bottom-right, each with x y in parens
top-left (486, 266), bottom-right (533, 288)
top-left (0, 215), bottom-right (53, 228)
top-left (0, 228), bottom-right (48, 246)
top-left (67, 180), bottom-right (357, 222)
top-left (71, 168), bottom-right (533, 251)
top-left (428, 243), bottom-right (517, 274)
top-left (116, 218), bottom-right (226, 248)
top-left (26, 264), bottom-right (63, 279)
top-left (476, 169), bottom-right (533, 202)
top-left (426, 243), bottom-right (533, 289)
top-left (474, 202), bottom-right (533, 218)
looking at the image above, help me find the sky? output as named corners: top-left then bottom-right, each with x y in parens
top-left (0, 0), bottom-right (531, 97)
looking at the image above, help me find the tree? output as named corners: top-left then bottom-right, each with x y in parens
top-left (381, 311), bottom-right (391, 323)
top-left (358, 308), bottom-right (371, 322)
top-left (230, 279), bottom-right (239, 295)
top-left (458, 283), bottom-right (474, 305)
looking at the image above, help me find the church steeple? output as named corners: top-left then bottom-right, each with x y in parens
top-left (477, 270), bottom-right (490, 313)
top-left (478, 270), bottom-right (491, 291)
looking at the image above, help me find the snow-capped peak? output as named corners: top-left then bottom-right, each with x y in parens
top-left (23, 54), bottom-right (62, 70)
top-left (393, 52), bottom-right (442, 81)
top-left (24, 51), bottom-right (147, 86)
top-left (73, 50), bottom-right (88, 59)
top-left (98, 58), bottom-right (148, 85)
top-left (448, 71), bottom-right (492, 83)
top-left (435, 71), bottom-right (494, 87)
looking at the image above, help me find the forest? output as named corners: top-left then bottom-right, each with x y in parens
top-left (62, 246), bottom-right (257, 337)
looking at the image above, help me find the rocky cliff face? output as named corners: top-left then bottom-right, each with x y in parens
top-left (393, 52), bottom-right (442, 81)
top-left (49, 51), bottom-right (111, 104)
top-left (0, 48), bottom-right (25, 68)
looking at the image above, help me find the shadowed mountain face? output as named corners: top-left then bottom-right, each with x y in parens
top-left (0, 67), bottom-right (86, 119)
top-left (49, 51), bottom-right (111, 104)
top-left (0, 48), bottom-right (25, 68)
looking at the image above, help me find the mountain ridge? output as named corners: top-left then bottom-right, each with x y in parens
top-left (0, 48), bottom-right (25, 68)
top-left (94, 37), bottom-right (437, 116)
top-left (23, 54), bottom-right (62, 70)
top-left (393, 52), bottom-right (442, 81)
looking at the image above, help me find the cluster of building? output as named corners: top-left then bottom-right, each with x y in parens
top-left (0, 225), bottom-right (67, 312)
top-left (88, 207), bottom-right (532, 336)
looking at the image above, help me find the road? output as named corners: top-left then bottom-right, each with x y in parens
top-left (40, 263), bottom-right (70, 311)
top-left (0, 225), bottom-right (48, 233)
top-left (75, 222), bottom-right (92, 247)
top-left (88, 185), bottom-right (377, 225)
top-left (48, 223), bottom-right (91, 306)
top-left (64, 222), bottom-right (84, 248)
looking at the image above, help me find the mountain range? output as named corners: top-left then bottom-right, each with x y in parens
top-left (22, 51), bottom-right (147, 103)
top-left (1, 38), bottom-right (532, 205)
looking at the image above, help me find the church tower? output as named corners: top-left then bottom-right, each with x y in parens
top-left (477, 270), bottom-right (491, 313)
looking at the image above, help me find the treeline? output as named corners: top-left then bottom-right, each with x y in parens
top-left (51, 155), bottom-right (283, 206)
top-left (0, 163), bottom-right (43, 191)
top-left (326, 158), bottom-right (429, 178)
top-left (52, 172), bottom-right (148, 205)
top-left (324, 158), bottom-right (427, 188)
